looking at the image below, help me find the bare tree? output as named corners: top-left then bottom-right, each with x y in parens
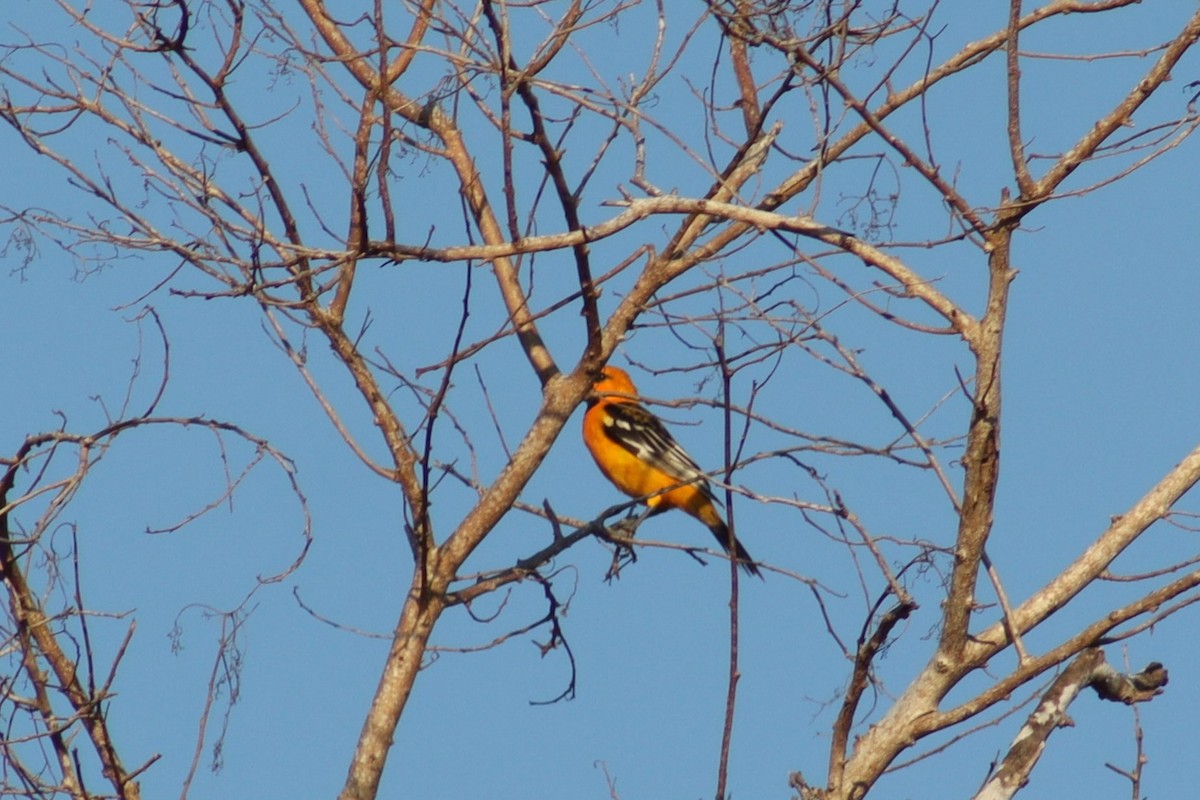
top-left (2, 2), bottom-right (1199, 799)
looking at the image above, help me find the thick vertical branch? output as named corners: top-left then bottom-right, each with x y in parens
top-left (728, 0), bottom-right (762, 134)
top-left (285, 11), bottom-right (607, 799)
top-left (339, 588), bottom-right (445, 800)
top-left (827, 227), bottom-right (1014, 800)
top-left (1005, 0), bottom-right (1036, 197)
top-left (939, 229), bottom-right (1014, 657)
top-left (331, 88), bottom-right (374, 323)
top-left (334, 368), bottom-right (599, 800)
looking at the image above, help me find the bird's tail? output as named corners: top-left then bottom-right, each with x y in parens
top-left (710, 520), bottom-right (762, 578)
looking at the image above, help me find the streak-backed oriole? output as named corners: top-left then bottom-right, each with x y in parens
top-left (583, 365), bottom-right (760, 576)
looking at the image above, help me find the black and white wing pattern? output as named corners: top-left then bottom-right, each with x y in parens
top-left (600, 401), bottom-right (718, 499)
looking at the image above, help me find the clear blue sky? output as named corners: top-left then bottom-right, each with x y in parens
top-left (3, 3), bottom-right (1199, 798)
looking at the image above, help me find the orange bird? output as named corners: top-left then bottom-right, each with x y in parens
top-left (583, 365), bottom-right (760, 576)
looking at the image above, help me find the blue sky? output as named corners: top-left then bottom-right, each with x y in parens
top-left (3, 2), bottom-right (1200, 799)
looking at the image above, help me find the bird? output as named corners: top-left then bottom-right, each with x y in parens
top-left (582, 365), bottom-right (761, 576)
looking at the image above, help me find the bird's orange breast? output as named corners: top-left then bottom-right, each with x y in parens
top-left (583, 406), bottom-right (695, 512)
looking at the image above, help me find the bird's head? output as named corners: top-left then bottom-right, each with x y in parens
top-left (590, 365), bottom-right (639, 402)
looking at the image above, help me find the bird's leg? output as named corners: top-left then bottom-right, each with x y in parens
top-left (615, 503), bottom-right (654, 536)
top-left (603, 504), bottom-right (655, 581)
top-left (605, 546), bottom-right (636, 582)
